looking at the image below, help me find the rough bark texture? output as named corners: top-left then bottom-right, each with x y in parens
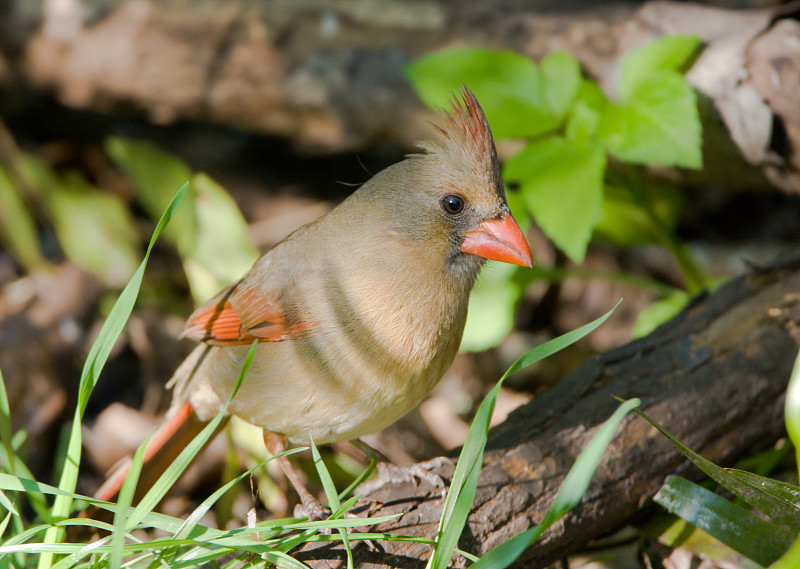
top-left (292, 253), bottom-right (799, 568)
top-left (2, 0), bottom-right (800, 191)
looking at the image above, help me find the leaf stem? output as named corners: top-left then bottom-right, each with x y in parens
top-left (622, 166), bottom-right (706, 294)
top-left (528, 265), bottom-right (679, 297)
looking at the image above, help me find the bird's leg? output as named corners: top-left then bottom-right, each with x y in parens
top-left (263, 430), bottom-right (326, 521)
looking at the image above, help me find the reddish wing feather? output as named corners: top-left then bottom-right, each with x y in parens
top-left (182, 284), bottom-right (300, 345)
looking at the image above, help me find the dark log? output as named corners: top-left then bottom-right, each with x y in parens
top-left (294, 252), bottom-right (798, 568)
top-left (1, 1), bottom-right (800, 191)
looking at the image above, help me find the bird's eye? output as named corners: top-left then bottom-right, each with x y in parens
top-left (440, 194), bottom-right (465, 216)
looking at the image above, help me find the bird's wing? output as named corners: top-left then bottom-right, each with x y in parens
top-left (181, 282), bottom-right (309, 345)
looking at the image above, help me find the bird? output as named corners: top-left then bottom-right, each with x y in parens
top-left (93, 87), bottom-right (532, 520)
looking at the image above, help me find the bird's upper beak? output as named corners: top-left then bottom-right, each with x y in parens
top-left (460, 213), bottom-right (533, 268)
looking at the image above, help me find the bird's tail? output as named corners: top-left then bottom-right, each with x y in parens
top-left (85, 346), bottom-right (228, 522)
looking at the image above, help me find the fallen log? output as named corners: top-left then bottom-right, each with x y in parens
top-left (296, 252), bottom-right (798, 568)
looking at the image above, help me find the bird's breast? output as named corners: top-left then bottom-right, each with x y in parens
top-left (204, 246), bottom-right (470, 444)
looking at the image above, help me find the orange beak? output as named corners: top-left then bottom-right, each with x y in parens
top-left (460, 213), bottom-right (533, 268)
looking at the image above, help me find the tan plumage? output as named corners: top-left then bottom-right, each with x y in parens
top-left (94, 87), bottom-right (532, 516)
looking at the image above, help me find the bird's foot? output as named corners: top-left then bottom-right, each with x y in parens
top-left (357, 457), bottom-right (452, 499)
top-left (294, 495), bottom-right (328, 522)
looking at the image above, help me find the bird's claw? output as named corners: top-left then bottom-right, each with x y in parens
top-left (294, 497), bottom-right (328, 523)
top-left (357, 457), bottom-right (451, 499)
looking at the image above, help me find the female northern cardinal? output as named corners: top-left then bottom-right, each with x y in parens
top-left (94, 87), bottom-right (532, 519)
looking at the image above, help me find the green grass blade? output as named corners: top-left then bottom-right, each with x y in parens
top-left (0, 368), bottom-right (49, 523)
top-left (125, 340), bottom-right (256, 531)
top-left (261, 550), bottom-right (311, 569)
top-left (0, 367), bottom-right (15, 476)
top-left (38, 182), bottom-right (188, 569)
top-left (469, 525), bottom-right (546, 569)
top-left (469, 397), bottom-right (640, 569)
top-left (176, 459), bottom-right (270, 540)
top-left (110, 430), bottom-right (153, 569)
top-left (0, 489), bottom-right (18, 516)
top-left (504, 299), bottom-right (621, 379)
top-left (725, 469), bottom-right (800, 531)
top-left (153, 460), bottom-right (272, 568)
top-left (635, 407), bottom-right (800, 532)
top-left (310, 438), bottom-right (339, 512)
top-left (655, 475), bottom-right (794, 566)
top-left (428, 301), bottom-right (621, 569)
top-left (0, 472), bottom-right (107, 503)
top-left (309, 438), bottom-right (353, 569)
top-left (543, 397), bottom-right (640, 523)
top-left (339, 457), bottom-right (377, 502)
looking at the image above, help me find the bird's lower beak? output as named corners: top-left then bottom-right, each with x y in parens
top-left (460, 213), bottom-right (533, 268)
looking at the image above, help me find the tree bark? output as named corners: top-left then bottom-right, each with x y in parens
top-left (294, 253), bottom-right (798, 568)
top-left (2, 1), bottom-right (800, 191)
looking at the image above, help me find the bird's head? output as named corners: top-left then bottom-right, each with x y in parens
top-left (407, 87), bottom-right (533, 277)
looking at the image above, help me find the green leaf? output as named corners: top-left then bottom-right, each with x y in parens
top-left (631, 290), bottom-right (691, 338)
top-left (565, 100), bottom-right (601, 145)
top-left (594, 180), bottom-right (685, 247)
top-left (47, 172), bottom-right (140, 286)
top-left (0, 165), bottom-right (44, 272)
top-left (619, 35), bottom-right (702, 101)
top-left (18, 155), bottom-right (140, 286)
top-left (725, 469), bottom-right (800, 530)
top-left (107, 137), bottom-right (258, 302)
top-left (655, 475), bottom-right (794, 567)
top-left (105, 136), bottom-right (196, 253)
top-left (599, 71), bottom-right (702, 169)
top-left (407, 47), bottom-right (571, 138)
top-left (460, 262), bottom-right (523, 352)
top-left (574, 79), bottom-right (610, 115)
top-left (564, 80), bottom-right (610, 145)
top-left (504, 136), bottom-right (605, 262)
top-left (539, 50), bottom-right (582, 121)
top-left (771, 534), bottom-right (800, 569)
top-left (785, 350), bottom-right (800, 474)
top-left (635, 407), bottom-right (800, 535)
top-left (184, 173), bottom-right (260, 301)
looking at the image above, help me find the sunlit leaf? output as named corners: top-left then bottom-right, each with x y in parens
top-left (599, 71), bottom-right (702, 169)
top-left (0, 164), bottom-right (44, 272)
top-left (105, 136), bottom-right (196, 252)
top-left (461, 262), bottom-right (524, 352)
top-left (185, 173), bottom-right (259, 301)
top-left (107, 137), bottom-right (258, 302)
top-left (47, 172), bottom-right (140, 286)
top-left (407, 47), bottom-right (575, 138)
top-left (504, 136), bottom-right (605, 262)
top-left (631, 291), bottom-right (691, 338)
top-left (539, 50), bottom-right (582, 121)
top-left (785, 350), bottom-right (800, 474)
top-left (619, 35), bottom-right (702, 101)
top-left (655, 475), bottom-right (793, 567)
top-left (636, 407), bottom-right (800, 534)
